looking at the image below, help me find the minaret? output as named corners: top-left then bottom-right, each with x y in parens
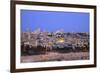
top-left (26, 25), bottom-right (31, 45)
top-left (26, 27), bottom-right (30, 39)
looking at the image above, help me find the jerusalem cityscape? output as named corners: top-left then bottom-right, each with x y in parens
top-left (21, 28), bottom-right (89, 62)
top-left (21, 10), bottom-right (90, 63)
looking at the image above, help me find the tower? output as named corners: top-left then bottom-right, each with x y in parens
top-left (26, 25), bottom-right (31, 45)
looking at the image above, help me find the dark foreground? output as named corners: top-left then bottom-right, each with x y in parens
top-left (21, 52), bottom-right (89, 63)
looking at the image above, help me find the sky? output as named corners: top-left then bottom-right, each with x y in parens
top-left (21, 9), bottom-right (90, 32)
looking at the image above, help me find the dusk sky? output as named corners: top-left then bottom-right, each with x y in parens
top-left (21, 10), bottom-right (89, 32)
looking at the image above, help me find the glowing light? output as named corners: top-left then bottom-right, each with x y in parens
top-left (48, 42), bottom-right (53, 46)
top-left (56, 38), bottom-right (65, 43)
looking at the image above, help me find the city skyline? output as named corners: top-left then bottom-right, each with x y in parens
top-left (21, 10), bottom-right (89, 32)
